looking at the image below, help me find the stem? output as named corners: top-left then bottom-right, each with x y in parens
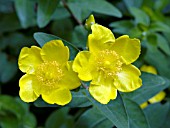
top-left (80, 81), bottom-right (89, 90)
top-left (62, 0), bottom-right (82, 25)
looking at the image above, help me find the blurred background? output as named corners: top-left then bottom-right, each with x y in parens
top-left (0, 0), bottom-right (170, 127)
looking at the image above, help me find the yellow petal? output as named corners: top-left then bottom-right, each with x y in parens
top-left (73, 51), bottom-right (92, 81)
top-left (112, 35), bottom-right (140, 64)
top-left (19, 74), bottom-right (39, 102)
top-left (59, 61), bottom-right (81, 90)
top-left (88, 24), bottom-right (115, 53)
top-left (18, 46), bottom-right (43, 74)
top-left (114, 64), bottom-right (142, 92)
top-left (41, 40), bottom-right (69, 64)
top-left (42, 88), bottom-right (71, 105)
top-left (140, 65), bottom-right (157, 74)
top-left (89, 83), bottom-right (117, 104)
top-left (148, 91), bottom-right (166, 103)
top-left (140, 102), bottom-right (148, 109)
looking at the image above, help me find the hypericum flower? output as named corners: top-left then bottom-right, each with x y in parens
top-left (73, 24), bottom-right (142, 104)
top-left (140, 65), bottom-right (166, 109)
top-left (18, 40), bottom-right (80, 105)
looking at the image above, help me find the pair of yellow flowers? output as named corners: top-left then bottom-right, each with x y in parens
top-left (18, 23), bottom-right (142, 105)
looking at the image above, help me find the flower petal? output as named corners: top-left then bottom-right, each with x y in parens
top-left (42, 88), bottom-right (71, 105)
top-left (140, 65), bottom-right (157, 74)
top-left (89, 83), bottom-right (117, 104)
top-left (140, 102), bottom-right (148, 109)
top-left (73, 51), bottom-right (92, 81)
top-left (59, 61), bottom-right (81, 90)
top-left (114, 64), bottom-right (142, 92)
top-left (19, 74), bottom-right (39, 102)
top-left (41, 40), bottom-right (69, 64)
top-left (112, 35), bottom-right (140, 64)
top-left (18, 46), bottom-right (43, 74)
top-left (88, 24), bottom-right (115, 53)
top-left (148, 91), bottom-right (166, 103)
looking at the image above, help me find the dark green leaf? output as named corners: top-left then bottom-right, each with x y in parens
top-left (34, 32), bottom-right (79, 60)
top-left (45, 107), bottom-right (73, 128)
top-left (122, 73), bottom-right (170, 104)
top-left (71, 25), bottom-right (88, 49)
top-left (68, 0), bottom-right (122, 22)
top-left (0, 0), bottom-right (14, 13)
top-left (121, 97), bottom-right (149, 128)
top-left (123, 0), bottom-right (143, 8)
top-left (15, 0), bottom-right (36, 28)
top-left (144, 102), bottom-right (169, 128)
top-left (51, 7), bottom-right (70, 20)
top-left (149, 21), bottom-right (170, 33)
top-left (75, 107), bottom-right (113, 128)
top-left (83, 90), bottom-right (128, 128)
top-left (129, 7), bottom-right (150, 26)
top-left (37, 0), bottom-right (60, 27)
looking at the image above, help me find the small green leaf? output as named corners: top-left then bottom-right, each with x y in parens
top-left (129, 7), bottom-right (150, 26)
top-left (83, 90), bottom-right (128, 128)
top-left (75, 107), bottom-right (113, 128)
top-left (123, 73), bottom-right (170, 104)
top-left (144, 102), bottom-right (170, 128)
top-left (45, 107), bottom-right (73, 128)
top-left (37, 0), bottom-right (60, 28)
top-left (33, 32), bottom-right (79, 60)
top-left (15, 0), bottom-right (36, 28)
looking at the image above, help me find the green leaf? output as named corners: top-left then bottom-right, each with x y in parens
top-left (71, 25), bottom-right (88, 49)
top-left (129, 7), bottom-right (150, 26)
top-left (162, 100), bottom-right (170, 128)
top-left (121, 97), bottom-right (149, 128)
top-left (0, 95), bottom-right (25, 120)
top-left (67, 0), bottom-right (122, 22)
top-left (154, 0), bottom-right (170, 11)
top-left (149, 21), bottom-right (170, 33)
top-left (0, 115), bottom-right (19, 128)
top-left (37, 0), bottom-right (60, 28)
top-left (122, 73), bottom-right (170, 104)
top-left (34, 90), bottom-right (91, 107)
top-left (33, 32), bottom-right (79, 60)
top-left (109, 20), bottom-right (134, 35)
top-left (51, 7), bottom-right (70, 20)
top-left (144, 102), bottom-right (170, 128)
top-left (21, 113), bottom-right (37, 128)
top-left (83, 90), bottom-right (128, 128)
top-left (156, 33), bottom-right (170, 56)
top-left (45, 107), bottom-right (73, 128)
top-left (15, 0), bottom-right (36, 28)
top-left (75, 107), bottom-right (113, 128)
top-left (144, 49), bottom-right (170, 78)
top-left (123, 0), bottom-right (143, 8)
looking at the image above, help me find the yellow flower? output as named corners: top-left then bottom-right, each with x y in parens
top-left (73, 24), bottom-right (142, 104)
top-left (18, 40), bottom-right (80, 105)
top-left (140, 65), bottom-right (166, 108)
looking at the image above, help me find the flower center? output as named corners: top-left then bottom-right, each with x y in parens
top-left (35, 61), bottom-right (63, 90)
top-left (96, 49), bottom-right (122, 77)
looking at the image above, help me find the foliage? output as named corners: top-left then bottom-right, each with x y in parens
top-left (1, 0), bottom-right (170, 128)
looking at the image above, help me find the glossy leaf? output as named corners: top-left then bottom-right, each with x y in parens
top-left (144, 102), bottom-right (169, 128)
top-left (83, 90), bottom-right (128, 128)
top-left (37, 0), bottom-right (60, 27)
top-left (15, 0), bottom-right (36, 28)
top-left (75, 107), bottom-right (113, 128)
top-left (45, 107), bottom-right (73, 128)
